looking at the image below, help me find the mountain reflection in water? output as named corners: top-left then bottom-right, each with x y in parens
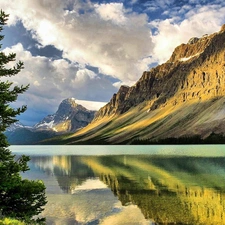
top-left (29, 154), bottom-right (225, 225)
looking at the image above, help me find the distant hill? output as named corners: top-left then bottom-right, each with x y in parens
top-left (5, 98), bottom-right (96, 144)
top-left (5, 128), bottom-right (56, 145)
top-left (46, 24), bottom-right (225, 144)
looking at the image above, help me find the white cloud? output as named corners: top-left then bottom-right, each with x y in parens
top-left (94, 3), bottom-right (127, 25)
top-left (3, 43), bottom-right (117, 124)
top-left (113, 81), bottom-right (123, 89)
top-left (150, 4), bottom-right (225, 63)
top-left (156, 0), bottom-right (175, 9)
top-left (130, 0), bottom-right (138, 5)
top-left (3, 1), bottom-right (225, 79)
top-left (35, 19), bottom-right (58, 45)
top-left (1, 0), bottom-right (153, 85)
top-left (143, 0), bottom-right (175, 12)
top-left (76, 100), bottom-right (107, 111)
top-left (2, 0), bottom-right (225, 126)
top-left (75, 69), bottom-right (98, 82)
top-left (34, 80), bottom-right (41, 87)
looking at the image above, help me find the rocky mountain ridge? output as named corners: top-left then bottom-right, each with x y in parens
top-left (5, 98), bottom-right (96, 144)
top-left (7, 25), bottom-right (225, 144)
top-left (95, 25), bottom-right (225, 119)
top-left (35, 98), bottom-right (96, 133)
top-left (52, 24), bottom-right (225, 144)
top-left (6, 122), bottom-right (31, 132)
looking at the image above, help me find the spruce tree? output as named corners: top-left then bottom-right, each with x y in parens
top-left (0, 10), bottom-right (47, 223)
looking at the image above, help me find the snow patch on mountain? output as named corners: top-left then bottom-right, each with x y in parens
top-left (179, 52), bottom-right (201, 62)
top-left (6, 98), bottom-right (96, 135)
top-left (6, 122), bottom-right (32, 132)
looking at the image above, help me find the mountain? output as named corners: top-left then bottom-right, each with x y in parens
top-left (5, 98), bottom-right (96, 144)
top-left (5, 128), bottom-right (56, 145)
top-left (34, 98), bottom-right (96, 133)
top-left (6, 122), bottom-right (31, 132)
top-left (47, 24), bottom-right (225, 144)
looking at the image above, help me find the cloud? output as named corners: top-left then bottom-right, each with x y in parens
top-left (130, 0), bottom-right (138, 5)
top-left (143, 0), bottom-right (175, 12)
top-left (76, 100), bottom-right (107, 111)
top-left (3, 43), bottom-right (117, 125)
top-left (2, 0), bottom-right (225, 126)
top-left (150, 3), bottom-right (225, 63)
top-left (2, 0), bottom-right (153, 84)
top-left (94, 3), bottom-right (127, 25)
top-left (3, 1), bottom-right (225, 79)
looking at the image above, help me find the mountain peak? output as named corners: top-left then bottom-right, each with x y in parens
top-left (220, 24), bottom-right (225, 32)
top-left (187, 37), bottom-right (199, 45)
top-left (60, 98), bottom-right (77, 108)
top-left (6, 122), bottom-right (31, 132)
top-left (34, 24), bottom-right (225, 144)
top-left (94, 25), bottom-right (225, 120)
top-left (167, 32), bottom-right (213, 63)
top-left (35, 98), bottom-right (96, 133)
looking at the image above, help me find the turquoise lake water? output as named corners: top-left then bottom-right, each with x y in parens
top-left (11, 145), bottom-right (225, 225)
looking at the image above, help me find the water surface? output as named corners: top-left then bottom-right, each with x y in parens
top-left (11, 145), bottom-right (225, 225)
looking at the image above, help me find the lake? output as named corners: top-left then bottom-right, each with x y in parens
top-left (10, 145), bottom-right (225, 225)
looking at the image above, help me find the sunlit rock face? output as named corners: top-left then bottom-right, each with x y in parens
top-left (95, 25), bottom-right (225, 118)
top-left (94, 85), bottom-right (130, 118)
top-left (63, 25), bottom-right (225, 143)
top-left (35, 98), bottom-right (96, 133)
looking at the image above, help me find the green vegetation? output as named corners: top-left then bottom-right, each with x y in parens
top-left (41, 131), bottom-right (225, 145)
top-left (0, 218), bottom-right (25, 225)
top-left (5, 128), bottom-right (56, 145)
top-left (131, 132), bottom-right (225, 144)
top-left (0, 10), bottom-right (47, 224)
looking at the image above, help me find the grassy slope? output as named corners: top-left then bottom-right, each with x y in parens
top-left (41, 96), bottom-right (225, 144)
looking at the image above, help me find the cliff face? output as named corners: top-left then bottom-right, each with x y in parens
top-left (95, 85), bottom-right (130, 118)
top-left (95, 25), bottom-right (225, 119)
top-left (45, 25), bottom-right (225, 144)
top-left (35, 98), bottom-right (96, 133)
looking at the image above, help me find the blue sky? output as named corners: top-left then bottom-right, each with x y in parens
top-left (1, 0), bottom-right (225, 125)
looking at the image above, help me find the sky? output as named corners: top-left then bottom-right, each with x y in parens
top-left (1, 0), bottom-right (225, 125)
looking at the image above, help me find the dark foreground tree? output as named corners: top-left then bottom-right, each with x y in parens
top-left (0, 10), bottom-right (47, 223)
